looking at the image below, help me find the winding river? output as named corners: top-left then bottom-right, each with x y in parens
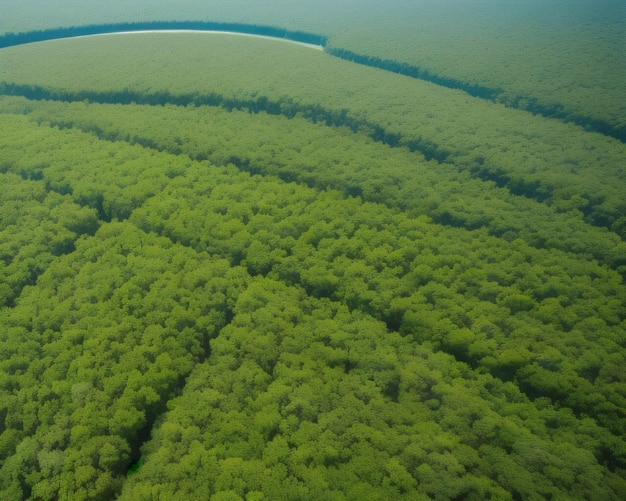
top-left (36, 30), bottom-right (324, 51)
top-left (0, 22), bottom-right (327, 50)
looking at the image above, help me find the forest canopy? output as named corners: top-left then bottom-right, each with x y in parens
top-left (1, 0), bottom-right (625, 140)
top-left (1, 5), bottom-right (625, 500)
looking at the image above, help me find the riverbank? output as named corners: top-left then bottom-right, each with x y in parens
top-left (57, 30), bottom-right (324, 51)
top-left (0, 21), bottom-right (327, 49)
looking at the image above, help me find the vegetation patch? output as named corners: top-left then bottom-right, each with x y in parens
top-left (1, 15), bottom-right (624, 501)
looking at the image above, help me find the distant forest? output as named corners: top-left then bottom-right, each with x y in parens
top-left (1, 2), bottom-right (625, 500)
top-left (2, 0), bottom-right (624, 140)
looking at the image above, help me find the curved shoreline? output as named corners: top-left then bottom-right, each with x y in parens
top-left (36, 30), bottom-right (324, 51)
top-left (0, 21), bottom-right (327, 50)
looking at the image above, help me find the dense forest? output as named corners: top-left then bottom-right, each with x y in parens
top-left (2, 0), bottom-right (625, 140)
top-left (1, 2), bottom-right (625, 500)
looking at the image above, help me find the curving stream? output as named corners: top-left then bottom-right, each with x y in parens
top-left (0, 21), bottom-right (327, 49)
top-left (31, 29), bottom-right (324, 51)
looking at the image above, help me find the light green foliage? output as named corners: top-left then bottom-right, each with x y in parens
top-left (3, 96), bottom-right (624, 271)
top-left (0, 217), bottom-right (248, 498)
top-left (120, 278), bottom-right (621, 500)
top-left (0, 171), bottom-right (99, 306)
